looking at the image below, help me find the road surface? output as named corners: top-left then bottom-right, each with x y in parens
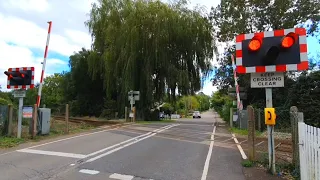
top-left (0, 111), bottom-right (246, 180)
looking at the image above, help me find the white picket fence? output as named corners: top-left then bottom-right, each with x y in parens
top-left (298, 122), bottom-right (320, 180)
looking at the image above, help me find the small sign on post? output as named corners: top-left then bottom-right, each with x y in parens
top-left (128, 90), bottom-right (140, 121)
top-left (22, 106), bottom-right (33, 118)
top-left (13, 90), bottom-right (26, 98)
top-left (251, 72), bottom-right (284, 88)
top-left (264, 108), bottom-right (276, 125)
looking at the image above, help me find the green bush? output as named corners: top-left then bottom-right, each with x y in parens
top-left (211, 91), bottom-right (233, 122)
top-left (221, 97), bottom-right (233, 122)
top-left (0, 98), bottom-right (11, 105)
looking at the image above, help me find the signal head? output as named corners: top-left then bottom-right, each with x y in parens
top-left (281, 32), bottom-right (297, 48)
top-left (248, 35), bottom-right (263, 51)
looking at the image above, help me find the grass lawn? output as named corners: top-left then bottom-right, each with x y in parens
top-left (229, 127), bottom-right (263, 136)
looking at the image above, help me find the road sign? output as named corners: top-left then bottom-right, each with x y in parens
top-left (235, 28), bottom-right (308, 74)
top-left (128, 91), bottom-right (140, 101)
top-left (264, 108), bottom-right (276, 125)
top-left (23, 106), bottom-right (33, 118)
top-left (251, 72), bottom-right (284, 88)
top-left (13, 89), bottom-right (26, 98)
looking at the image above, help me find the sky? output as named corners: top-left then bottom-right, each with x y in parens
top-left (0, 0), bottom-right (319, 96)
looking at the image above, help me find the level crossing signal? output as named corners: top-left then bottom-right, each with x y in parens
top-left (235, 28), bottom-right (308, 73)
top-left (4, 67), bottom-right (35, 89)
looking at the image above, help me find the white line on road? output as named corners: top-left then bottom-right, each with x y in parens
top-left (201, 125), bottom-right (216, 180)
top-left (86, 124), bottom-right (179, 162)
top-left (79, 169), bottom-right (100, 175)
top-left (109, 173), bottom-right (134, 180)
top-left (232, 133), bottom-right (247, 159)
top-left (86, 124), bottom-right (176, 157)
top-left (16, 149), bottom-right (87, 158)
top-left (24, 125), bottom-right (131, 149)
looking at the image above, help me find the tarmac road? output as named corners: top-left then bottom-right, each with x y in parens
top-left (0, 110), bottom-right (246, 180)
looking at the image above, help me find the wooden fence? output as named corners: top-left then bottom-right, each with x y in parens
top-left (299, 122), bottom-right (320, 180)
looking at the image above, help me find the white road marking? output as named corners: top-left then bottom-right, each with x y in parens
top-left (16, 149), bottom-right (86, 158)
top-left (86, 124), bottom-right (179, 162)
top-left (86, 124), bottom-right (175, 157)
top-left (70, 164), bottom-right (75, 166)
top-left (25, 125), bottom-right (131, 149)
top-left (178, 123), bottom-right (213, 127)
top-left (79, 169), bottom-right (100, 175)
top-left (201, 125), bottom-right (216, 180)
top-left (231, 133), bottom-right (248, 159)
top-left (109, 173), bottom-right (134, 180)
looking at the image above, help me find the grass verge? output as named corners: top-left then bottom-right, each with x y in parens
top-left (0, 137), bottom-right (25, 148)
top-left (0, 119), bottom-right (101, 149)
top-left (229, 127), bottom-right (263, 136)
top-left (242, 152), bottom-right (298, 179)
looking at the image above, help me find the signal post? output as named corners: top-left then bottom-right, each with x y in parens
top-left (235, 28), bottom-right (308, 174)
top-left (4, 67), bottom-right (35, 138)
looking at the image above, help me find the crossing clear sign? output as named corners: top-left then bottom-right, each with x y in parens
top-left (250, 72), bottom-right (284, 88)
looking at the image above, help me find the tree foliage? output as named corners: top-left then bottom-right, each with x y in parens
top-left (85, 0), bottom-right (216, 119)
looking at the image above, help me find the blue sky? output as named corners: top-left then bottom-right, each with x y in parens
top-left (0, 0), bottom-right (319, 96)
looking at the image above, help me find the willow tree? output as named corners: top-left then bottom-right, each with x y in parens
top-left (85, 0), bottom-right (216, 119)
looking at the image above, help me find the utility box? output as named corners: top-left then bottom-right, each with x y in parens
top-left (239, 110), bottom-right (248, 130)
top-left (38, 108), bottom-right (51, 135)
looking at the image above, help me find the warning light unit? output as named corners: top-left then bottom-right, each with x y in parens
top-left (4, 67), bottom-right (35, 89)
top-left (236, 28), bottom-right (308, 74)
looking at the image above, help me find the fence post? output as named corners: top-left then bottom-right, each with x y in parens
top-left (133, 107), bottom-right (136, 122)
top-left (257, 108), bottom-right (261, 131)
top-left (290, 106), bottom-right (299, 168)
top-left (65, 104), bottom-right (69, 134)
top-left (298, 117), bottom-right (306, 180)
top-left (247, 106), bottom-right (255, 161)
top-left (7, 104), bottom-right (13, 136)
top-left (230, 108), bottom-right (233, 128)
top-left (125, 107), bottom-right (128, 122)
top-left (32, 104), bottom-right (38, 138)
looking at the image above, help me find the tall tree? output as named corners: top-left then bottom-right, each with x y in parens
top-left (67, 48), bottom-right (105, 117)
top-left (85, 0), bottom-right (216, 119)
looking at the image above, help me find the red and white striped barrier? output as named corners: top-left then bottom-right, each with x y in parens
top-left (231, 54), bottom-right (243, 110)
top-left (37, 21), bottom-right (52, 107)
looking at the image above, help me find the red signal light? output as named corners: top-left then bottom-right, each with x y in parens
top-left (20, 73), bottom-right (25, 78)
top-left (281, 32), bottom-right (297, 48)
top-left (248, 35), bottom-right (263, 51)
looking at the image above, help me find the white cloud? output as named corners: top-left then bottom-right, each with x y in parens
top-left (0, 0), bottom-right (49, 13)
top-left (0, 13), bottom-right (90, 57)
top-left (0, 0), bottom-right (221, 94)
top-left (0, 0), bottom-right (94, 91)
